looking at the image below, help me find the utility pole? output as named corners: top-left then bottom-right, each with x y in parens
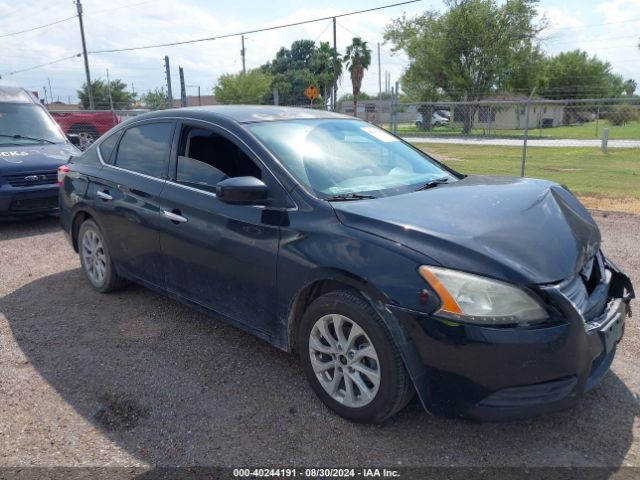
top-left (332, 17), bottom-right (337, 111)
top-left (377, 43), bottom-right (381, 101)
top-left (47, 78), bottom-right (53, 103)
top-left (164, 56), bottom-right (173, 108)
top-left (75, 0), bottom-right (94, 110)
top-left (241, 35), bottom-right (246, 74)
top-left (106, 68), bottom-right (116, 125)
top-left (179, 66), bottom-right (187, 107)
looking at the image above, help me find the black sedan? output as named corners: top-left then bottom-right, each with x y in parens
top-left (59, 106), bottom-right (634, 422)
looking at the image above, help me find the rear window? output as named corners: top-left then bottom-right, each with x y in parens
top-left (98, 132), bottom-right (120, 164)
top-left (114, 122), bottom-right (173, 178)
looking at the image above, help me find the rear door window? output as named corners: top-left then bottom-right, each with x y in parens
top-left (115, 122), bottom-right (174, 178)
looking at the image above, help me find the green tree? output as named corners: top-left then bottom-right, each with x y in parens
top-left (262, 39), bottom-right (340, 106)
top-left (141, 88), bottom-right (168, 110)
top-left (78, 79), bottom-right (134, 110)
top-left (214, 69), bottom-right (273, 104)
top-left (312, 41), bottom-right (342, 108)
top-left (623, 79), bottom-right (637, 97)
top-left (385, 0), bottom-right (543, 132)
top-left (540, 50), bottom-right (624, 99)
top-left (343, 37), bottom-right (372, 117)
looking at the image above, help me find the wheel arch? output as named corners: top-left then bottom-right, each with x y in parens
top-left (69, 123), bottom-right (99, 134)
top-left (285, 269), bottom-right (389, 354)
top-left (285, 269), bottom-right (432, 415)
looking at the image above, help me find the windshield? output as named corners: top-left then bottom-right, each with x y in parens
top-left (0, 103), bottom-right (66, 145)
top-left (247, 119), bottom-right (457, 198)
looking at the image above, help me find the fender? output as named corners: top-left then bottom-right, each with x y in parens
top-left (283, 268), bottom-right (432, 414)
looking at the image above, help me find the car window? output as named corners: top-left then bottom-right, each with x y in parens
top-left (115, 122), bottom-right (173, 178)
top-left (248, 119), bottom-right (456, 198)
top-left (98, 132), bottom-right (120, 164)
top-left (0, 103), bottom-right (66, 145)
top-left (176, 126), bottom-right (261, 192)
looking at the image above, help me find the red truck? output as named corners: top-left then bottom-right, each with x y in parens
top-left (50, 111), bottom-right (120, 150)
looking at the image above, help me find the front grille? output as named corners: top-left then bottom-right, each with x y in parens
top-left (557, 251), bottom-right (611, 323)
top-left (3, 170), bottom-right (57, 187)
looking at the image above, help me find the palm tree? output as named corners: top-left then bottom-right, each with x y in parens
top-left (343, 37), bottom-right (372, 117)
top-left (623, 79), bottom-right (637, 97)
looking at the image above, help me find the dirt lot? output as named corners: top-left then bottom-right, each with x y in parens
top-left (0, 213), bottom-right (639, 473)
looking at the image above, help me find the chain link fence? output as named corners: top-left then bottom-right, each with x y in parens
top-left (337, 97), bottom-right (640, 146)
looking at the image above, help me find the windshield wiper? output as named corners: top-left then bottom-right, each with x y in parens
top-left (0, 134), bottom-right (55, 144)
top-left (325, 193), bottom-right (377, 201)
top-left (415, 177), bottom-right (451, 191)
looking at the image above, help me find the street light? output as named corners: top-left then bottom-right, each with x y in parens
top-left (186, 85), bottom-right (201, 106)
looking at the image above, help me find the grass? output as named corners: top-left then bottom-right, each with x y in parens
top-left (397, 120), bottom-right (640, 140)
top-left (412, 143), bottom-right (640, 213)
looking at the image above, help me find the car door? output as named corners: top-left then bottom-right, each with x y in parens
top-left (92, 120), bottom-right (176, 288)
top-left (157, 120), bottom-right (287, 338)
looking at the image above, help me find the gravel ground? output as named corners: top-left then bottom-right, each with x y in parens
top-left (0, 212), bottom-right (638, 472)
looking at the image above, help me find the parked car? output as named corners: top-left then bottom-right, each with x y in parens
top-left (415, 111), bottom-right (450, 129)
top-left (59, 106), bottom-right (634, 422)
top-left (0, 87), bottom-right (80, 218)
top-left (50, 110), bottom-right (119, 150)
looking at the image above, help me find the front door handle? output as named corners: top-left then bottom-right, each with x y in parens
top-left (161, 209), bottom-right (188, 223)
top-left (96, 190), bottom-right (113, 201)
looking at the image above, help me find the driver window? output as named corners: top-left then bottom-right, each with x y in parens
top-left (176, 126), bottom-right (261, 192)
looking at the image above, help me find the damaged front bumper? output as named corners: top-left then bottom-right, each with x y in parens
top-left (388, 255), bottom-right (634, 421)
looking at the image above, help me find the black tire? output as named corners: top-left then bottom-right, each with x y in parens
top-left (298, 290), bottom-right (414, 423)
top-left (78, 219), bottom-right (127, 293)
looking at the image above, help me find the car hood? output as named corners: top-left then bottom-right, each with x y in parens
top-left (0, 143), bottom-right (79, 174)
top-left (332, 176), bottom-right (601, 285)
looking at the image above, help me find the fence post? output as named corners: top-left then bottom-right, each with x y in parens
top-left (389, 87), bottom-right (395, 132)
top-left (520, 88), bottom-right (536, 177)
top-left (392, 81), bottom-right (399, 135)
top-left (595, 105), bottom-right (600, 138)
top-left (601, 128), bottom-right (609, 153)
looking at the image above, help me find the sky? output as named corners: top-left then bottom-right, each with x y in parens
top-left (0, 0), bottom-right (638, 104)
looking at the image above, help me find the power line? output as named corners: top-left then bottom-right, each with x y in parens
top-left (0, 54), bottom-right (81, 78)
top-left (0, 15), bottom-right (76, 38)
top-left (88, 0), bottom-right (422, 54)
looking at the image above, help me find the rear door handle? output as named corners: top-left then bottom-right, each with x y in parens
top-left (96, 190), bottom-right (113, 201)
top-left (161, 209), bottom-right (188, 223)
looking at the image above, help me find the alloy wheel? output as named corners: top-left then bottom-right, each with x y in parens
top-left (81, 228), bottom-right (107, 285)
top-left (308, 313), bottom-right (380, 408)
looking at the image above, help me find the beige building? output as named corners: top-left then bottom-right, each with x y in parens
top-left (172, 95), bottom-right (218, 108)
top-left (451, 96), bottom-right (565, 130)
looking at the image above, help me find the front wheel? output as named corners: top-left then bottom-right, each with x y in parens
top-left (298, 290), bottom-right (414, 423)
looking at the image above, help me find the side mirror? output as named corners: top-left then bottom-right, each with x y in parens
top-left (67, 134), bottom-right (81, 146)
top-left (216, 176), bottom-right (268, 205)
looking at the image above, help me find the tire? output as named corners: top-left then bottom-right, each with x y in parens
top-left (69, 125), bottom-right (99, 151)
top-left (78, 219), bottom-right (127, 293)
top-left (298, 290), bottom-right (414, 423)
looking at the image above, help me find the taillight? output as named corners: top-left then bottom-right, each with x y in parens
top-left (57, 164), bottom-right (70, 187)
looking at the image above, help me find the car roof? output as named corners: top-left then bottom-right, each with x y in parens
top-left (0, 86), bottom-right (40, 104)
top-left (133, 105), bottom-right (353, 124)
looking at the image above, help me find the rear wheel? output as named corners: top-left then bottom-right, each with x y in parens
top-left (298, 290), bottom-right (414, 423)
top-left (78, 219), bottom-right (127, 293)
top-left (69, 125), bottom-right (99, 151)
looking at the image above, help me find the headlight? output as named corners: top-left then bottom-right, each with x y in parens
top-left (419, 266), bottom-right (548, 325)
